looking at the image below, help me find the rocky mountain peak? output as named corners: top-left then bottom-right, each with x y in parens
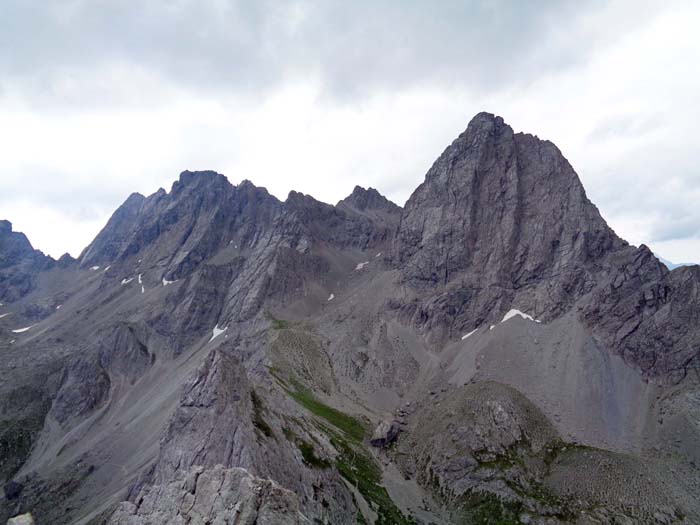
top-left (0, 221), bottom-right (35, 266)
top-left (172, 170), bottom-right (227, 191)
top-left (0, 220), bottom-right (54, 301)
top-left (395, 112), bottom-right (624, 287)
top-left (338, 186), bottom-right (401, 214)
top-left (3, 112), bottom-right (700, 525)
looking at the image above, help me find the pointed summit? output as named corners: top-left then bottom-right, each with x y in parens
top-left (0, 220), bottom-right (54, 301)
top-left (338, 186), bottom-right (400, 214)
top-left (396, 112), bottom-right (623, 287)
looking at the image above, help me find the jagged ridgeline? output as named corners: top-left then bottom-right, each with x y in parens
top-left (1, 113), bottom-right (699, 524)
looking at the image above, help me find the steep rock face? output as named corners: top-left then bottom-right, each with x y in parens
top-left (391, 112), bottom-right (699, 379)
top-left (145, 347), bottom-right (355, 523)
top-left (79, 192), bottom-right (149, 268)
top-left (581, 247), bottom-right (700, 380)
top-left (80, 172), bottom-right (282, 279)
top-left (393, 113), bottom-right (624, 327)
top-left (49, 323), bottom-right (154, 426)
top-left (395, 113), bottom-right (623, 288)
top-left (0, 220), bottom-right (55, 302)
top-left (337, 186), bottom-right (402, 232)
top-left (284, 189), bottom-right (397, 250)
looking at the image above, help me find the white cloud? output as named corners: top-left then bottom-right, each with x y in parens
top-left (0, 1), bottom-right (698, 263)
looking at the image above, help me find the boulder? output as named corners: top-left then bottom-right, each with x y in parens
top-left (6, 514), bottom-right (35, 525)
top-left (370, 419), bottom-right (400, 447)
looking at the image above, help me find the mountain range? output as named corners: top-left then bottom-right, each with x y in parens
top-left (1, 113), bottom-right (699, 524)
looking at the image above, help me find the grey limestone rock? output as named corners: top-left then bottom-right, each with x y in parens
top-left (6, 514), bottom-right (34, 525)
top-left (370, 418), bottom-right (401, 448)
top-left (0, 220), bottom-right (54, 302)
top-left (108, 465), bottom-right (302, 524)
top-left (2, 112), bottom-right (700, 524)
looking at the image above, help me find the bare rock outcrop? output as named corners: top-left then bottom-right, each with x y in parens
top-left (6, 513), bottom-right (35, 525)
top-left (391, 112), bottom-right (700, 380)
top-left (0, 220), bottom-right (55, 302)
top-left (108, 465), bottom-right (302, 524)
top-left (370, 418), bottom-right (401, 448)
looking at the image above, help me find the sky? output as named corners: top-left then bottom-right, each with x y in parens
top-left (0, 1), bottom-right (699, 263)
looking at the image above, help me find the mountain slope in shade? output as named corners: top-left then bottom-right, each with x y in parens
top-left (1, 114), bottom-right (699, 524)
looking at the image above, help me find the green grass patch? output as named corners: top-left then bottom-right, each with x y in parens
top-left (298, 439), bottom-right (331, 469)
top-left (250, 389), bottom-right (273, 438)
top-left (266, 312), bottom-right (291, 330)
top-left (281, 425), bottom-right (331, 469)
top-left (282, 380), bottom-right (411, 523)
top-left (459, 493), bottom-right (522, 524)
top-left (282, 376), bottom-right (412, 523)
top-left (286, 380), bottom-right (366, 442)
top-left (282, 426), bottom-right (296, 441)
top-left (329, 428), bottom-right (414, 525)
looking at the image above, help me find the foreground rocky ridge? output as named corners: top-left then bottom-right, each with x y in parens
top-left (1, 112), bottom-right (699, 524)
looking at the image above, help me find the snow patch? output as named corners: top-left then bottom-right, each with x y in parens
top-left (137, 273), bottom-right (142, 284)
top-left (461, 329), bottom-right (478, 340)
top-left (355, 261), bottom-right (370, 270)
top-left (327, 293), bottom-right (335, 301)
top-left (209, 325), bottom-right (228, 342)
top-left (162, 277), bottom-right (177, 286)
top-left (501, 309), bottom-right (537, 323)
top-left (0, 312), bottom-right (11, 319)
top-left (141, 286), bottom-right (145, 294)
top-left (56, 305), bottom-right (62, 310)
top-left (121, 277), bottom-right (134, 285)
top-left (10, 339), bottom-right (15, 344)
top-left (12, 325), bottom-right (35, 334)
top-left (103, 265), bottom-right (111, 272)
top-left (375, 252), bottom-right (382, 258)
top-left (489, 325), bottom-right (495, 331)
top-left (90, 266), bottom-right (100, 271)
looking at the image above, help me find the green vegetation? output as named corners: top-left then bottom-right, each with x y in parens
top-left (465, 445), bottom-right (573, 522)
top-left (266, 312), bottom-right (291, 330)
top-left (281, 425), bottom-right (331, 469)
top-left (330, 428), bottom-right (414, 525)
top-left (282, 426), bottom-right (296, 441)
top-left (250, 389), bottom-right (273, 438)
top-left (459, 493), bottom-right (522, 524)
top-left (282, 379), bottom-right (412, 524)
top-left (0, 424), bottom-right (35, 479)
top-left (298, 439), bottom-right (331, 469)
top-left (286, 379), bottom-right (366, 441)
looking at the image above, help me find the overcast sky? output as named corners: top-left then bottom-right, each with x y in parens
top-left (1, 1), bottom-right (699, 263)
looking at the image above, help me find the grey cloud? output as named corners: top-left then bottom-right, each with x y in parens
top-left (0, 0), bottom-right (662, 107)
top-left (585, 146), bottom-right (700, 245)
top-left (587, 113), bottom-right (667, 142)
top-left (0, 166), bottom-right (127, 220)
